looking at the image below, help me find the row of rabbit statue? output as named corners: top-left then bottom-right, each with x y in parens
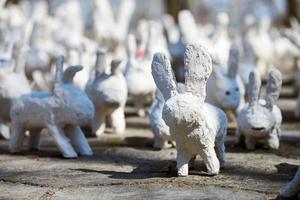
top-left (1, 0), bottom-right (300, 198)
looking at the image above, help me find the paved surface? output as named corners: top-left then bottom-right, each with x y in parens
top-left (1, 99), bottom-right (300, 200)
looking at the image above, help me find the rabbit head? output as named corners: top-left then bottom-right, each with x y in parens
top-left (209, 45), bottom-right (244, 110)
top-left (54, 55), bottom-right (94, 125)
top-left (240, 70), bottom-right (282, 137)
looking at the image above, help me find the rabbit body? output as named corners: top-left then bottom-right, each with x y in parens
top-left (86, 51), bottom-right (127, 136)
top-left (9, 56), bottom-right (94, 158)
top-left (237, 70), bottom-right (282, 150)
top-left (151, 44), bottom-right (227, 177)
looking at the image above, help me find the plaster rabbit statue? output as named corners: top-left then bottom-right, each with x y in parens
top-left (125, 34), bottom-right (156, 117)
top-left (0, 41), bottom-right (31, 139)
top-left (206, 44), bottom-right (245, 113)
top-left (236, 70), bottom-right (282, 150)
top-left (151, 44), bottom-right (227, 176)
top-left (86, 50), bottom-right (127, 136)
top-left (9, 55), bottom-right (94, 158)
top-left (281, 167), bottom-right (300, 198)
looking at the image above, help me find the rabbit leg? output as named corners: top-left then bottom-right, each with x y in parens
top-left (47, 125), bottom-right (77, 158)
top-left (215, 134), bottom-right (226, 168)
top-left (65, 125), bottom-right (93, 156)
top-left (245, 136), bottom-right (256, 150)
top-left (110, 107), bottom-right (126, 134)
top-left (199, 146), bottom-right (220, 175)
top-left (9, 122), bottom-right (25, 153)
top-left (176, 148), bottom-right (193, 177)
top-left (281, 167), bottom-right (300, 198)
top-left (134, 97), bottom-right (146, 117)
top-left (0, 123), bottom-right (10, 139)
top-left (28, 129), bottom-right (42, 151)
top-left (153, 137), bottom-right (170, 150)
top-left (266, 132), bottom-right (280, 149)
top-left (91, 112), bottom-right (106, 137)
top-left (152, 126), bottom-right (171, 150)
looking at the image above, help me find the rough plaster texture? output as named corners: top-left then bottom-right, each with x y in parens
top-left (86, 50), bottom-right (127, 136)
top-left (237, 70), bottom-right (282, 150)
top-left (151, 44), bottom-right (227, 176)
top-left (9, 55), bottom-right (94, 158)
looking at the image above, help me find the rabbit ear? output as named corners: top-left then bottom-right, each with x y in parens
top-left (63, 65), bottom-right (83, 84)
top-left (55, 55), bottom-right (64, 85)
top-left (247, 71), bottom-right (261, 107)
top-left (94, 49), bottom-right (106, 76)
top-left (0, 41), bottom-right (14, 61)
top-left (228, 44), bottom-right (239, 78)
top-left (265, 69), bottom-right (282, 110)
top-left (110, 59), bottom-right (122, 75)
top-left (15, 46), bottom-right (29, 73)
top-left (151, 52), bottom-right (177, 100)
top-left (127, 34), bottom-right (136, 59)
top-left (184, 44), bottom-right (212, 101)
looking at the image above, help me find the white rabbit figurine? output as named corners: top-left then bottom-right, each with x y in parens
top-left (125, 34), bottom-right (156, 117)
top-left (236, 70), bottom-right (282, 150)
top-left (9, 55), bottom-right (94, 158)
top-left (86, 50), bottom-right (127, 136)
top-left (206, 44), bottom-right (245, 113)
top-left (0, 41), bottom-right (31, 139)
top-left (151, 44), bottom-right (227, 176)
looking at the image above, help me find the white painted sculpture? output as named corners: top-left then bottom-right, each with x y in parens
top-left (281, 167), bottom-right (300, 198)
top-left (9, 55), bottom-right (94, 158)
top-left (206, 44), bottom-right (245, 113)
top-left (0, 41), bottom-right (31, 139)
top-left (86, 50), bottom-right (127, 136)
top-left (151, 44), bottom-right (227, 176)
top-left (236, 70), bottom-right (282, 150)
top-left (125, 34), bottom-right (156, 117)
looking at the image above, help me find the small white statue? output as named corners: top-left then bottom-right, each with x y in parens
top-left (86, 50), bottom-right (127, 136)
top-left (281, 167), bottom-right (300, 198)
top-left (151, 44), bottom-right (227, 176)
top-left (236, 70), bottom-right (282, 150)
top-left (9, 55), bottom-right (94, 158)
top-left (0, 41), bottom-right (31, 139)
top-left (125, 34), bottom-right (156, 117)
top-left (206, 44), bottom-right (245, 113)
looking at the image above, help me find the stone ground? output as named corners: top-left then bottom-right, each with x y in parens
top-left (1, 98), bottom-right (300, 200)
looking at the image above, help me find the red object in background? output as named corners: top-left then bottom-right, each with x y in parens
top-left (136, 48), bottom-right (145, 57)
